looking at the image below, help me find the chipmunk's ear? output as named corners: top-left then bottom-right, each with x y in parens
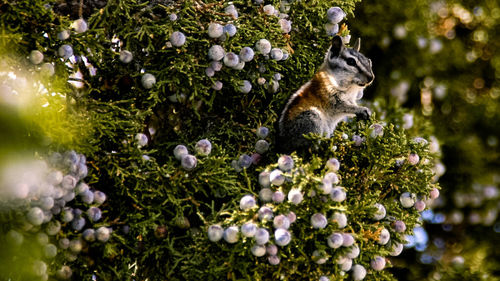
top-left (353, 37), bottom-right (361, 52)
top-left (330, 35), bottom-right (344, 58)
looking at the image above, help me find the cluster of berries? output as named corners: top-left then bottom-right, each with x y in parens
top-left (231, 126), bottom-right (270, 171)
top-left (210, 153), bottom-right (416, 280)
top-left (3, 151), bottom-right (111, 280)
top-left (173, 139), bottom-right (213, 171)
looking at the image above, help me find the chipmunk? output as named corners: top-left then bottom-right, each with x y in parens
top-left (277, 35), bottom-right (374, 152)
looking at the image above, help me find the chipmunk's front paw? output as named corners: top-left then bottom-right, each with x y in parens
top-left (355, 107), bottom-right (371, 120)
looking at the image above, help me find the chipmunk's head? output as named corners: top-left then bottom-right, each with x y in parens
top-left (324, 35), bottom-right (374, 89)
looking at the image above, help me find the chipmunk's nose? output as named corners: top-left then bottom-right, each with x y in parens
top-left (367, 73), bottom-right (375, 84)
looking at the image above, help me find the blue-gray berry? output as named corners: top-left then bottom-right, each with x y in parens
top-left (231, 160), bottom-right (242, 172)
top-left (44, 244), bottom-right (57, 258)
top-left (73, 18), bottom-right (88, 33)
top-left (57, 30), bottom-right (70, 40)
top-left (268, 255), bottom-right (280, 265)
top-left (369, 123), bottom-right (384, 138)
top-left (269, 169), bottom-right (285, 186)
top-left (371, 256), bottom-right (386, 271)
top-left (279, 19), bottom-right (292, 33)
top-left (58, 238), bottom-right (70, 249)
top-left (255, 140), bottom-right (269, 154)
top-left (46, 221), bottom-right (61, 236)
top-left (96, 226), bottom-right (111, 242)
top-left (327, 233), bottom-right (343, 248)
top-left (208, 224), bottom-right (224, 242)
top-left (212, 81), bottom-right (223, 90)
top-left (251, 244), bottom-right (266, 256)
top-left (223, 24), bottom-right (237, 37)
top-left (263, 4), bottom-right (275, 15)
top-left (311, 213), bottom-right (328, 229)
top-left (93, 191), bottom-right (106, 205)
top-left (61, 207), bottom-right (74, 222)
top-left (266, 244), bottom-right (278, 255)
top-left (255, 39), bottom-right (272, 54)
top-left (288, 188), bottom-right (303, 205)
top-left (87, 207), bottom-right (102, 222)
top-left (83, 228), bottom-right (96, 242)
top-left (268, 80), bottom-right (279, 93)
top-left (272, 191), bottom-right (285, 203)
top-left (81, 190), bottom-right (94, 204)
top-left (141, 73), bottom-right (156, 89)
top-left (30, 50), bottom-right (44, 64)
top-left (136, 133), bottom-right (148, 147)
top-left (394, 220), bottom-right (406, 232)
top-left (390, 242), bottom-right (404, 256)
top-left (373, 203), bottom-right (386, 220)
top-left (327, 7), bottom-right (346, 24)
top-left (274, 228), bottom-right (291, 246)
top-left (119, 50), bottom-right (133, 63)
top-left (237, 154), bottom-right (252, 168)
top-left (325, 23), bottom-right (339, 36)
top-left (208, 23), bottom-right (224, 38)
top-left (330, 187), bottom-right (346, 202)
top-left (378, 228), bottom-right (390, 245)
top-left (224, 4), bottom-right (238, 19)
top-left (400, 192), bottom-right (415, 208)
top-left (241, 222), bottom-right (257, 237)
top-left (208, 45), bottom-right (225, 61)
top-left (39, 196), bottom-right (54, 210)
top-left (351, 264), bottom-right (367, 280)
top-left (58, 44), bottom-right (73, 59)
top-left (342, 233), bottom-right (355, 247)
top-left (71, 217), bottom-right (86, 231)
top-left (346, 244), bottom-right (360, 259)
top-left (278, 155), bottom-right (294, 171)
top-left (195, 139), bottom-right (212, 156)
top-left (210, 61), bottom-right (222, 71)
top-left (170, 31), bottom-right (186, 47)
top-left (270, 48), bottom-right (283, 60)
top-left (255, 228), bottom-right (269, 245)
top-left (312, 250), bottom-right (328, 264)
top-left (259, 188), bottom-right (273, 202)
top-left (173, 145), bottom-right (188, 160)
top-left (75, 182), bottom-right (89, 194)
top-left (256, 126), bottom-right (269, 139)
top-left (223, 52), bottom-right (239, 68)
top-left (181, 154), bottom-right (197, 171)
top-left (239, 47), bottom-right (255, 62)
top-left (258, 206), bottom-right (273, 221)
top-left (273, 214), bottom-right (291, 229)
top-left (240, 195), bottom-right (256, 210)
top-left (239, 80), bottom-right (252, 93)
top-left (27, 207), bottom-right (44, 226)
top-left (326, 158), bottom-right (340, 171)
top-left (223, 226), bottom-right (239, 243)
top-left (352, 135), bottom-right (364, 146)
top-left (331, 212), bottom-right (348, 228)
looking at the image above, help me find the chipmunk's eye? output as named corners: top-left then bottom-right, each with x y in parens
top-left (346, 58), bottom-right (357, 66)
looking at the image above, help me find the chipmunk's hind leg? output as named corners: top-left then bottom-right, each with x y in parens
top-left (277, 110), bottom-right (322, 152)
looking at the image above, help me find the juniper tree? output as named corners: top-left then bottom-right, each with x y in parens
top-left (0, 1), bottom-right (443, 280)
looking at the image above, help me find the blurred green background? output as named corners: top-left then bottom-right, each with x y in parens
top-left (350, 0), bottom-right (500, 279)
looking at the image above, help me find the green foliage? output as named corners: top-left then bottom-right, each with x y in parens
top-left (0, 0), bottom-right (446, 280)
top-left (185, 116), bottom-right (438, 280)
